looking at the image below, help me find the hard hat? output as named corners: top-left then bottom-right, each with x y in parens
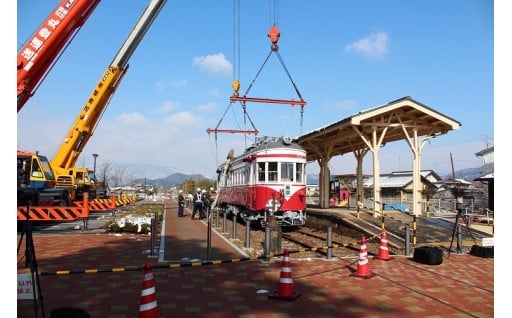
top-left (202, 189), bottom-right (207, 193)
top-left (197, 187), bottom-right (201, 192)
top-left (178, 190), bottom-right (183, 193)
top-left (210, 187), bottom-right (214, 191)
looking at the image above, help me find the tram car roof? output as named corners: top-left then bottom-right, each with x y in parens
top-left (244, 136), bottom-right (303, 153)
top-left (217, 136), bottom-right (305, 170)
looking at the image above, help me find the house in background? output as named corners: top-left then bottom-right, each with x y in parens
top-left (362, 170), bottom-right (443, 212)
top-left (330, 166), bottom-right (489, 214)
top-left (474, 146), bottom-right (494, 211)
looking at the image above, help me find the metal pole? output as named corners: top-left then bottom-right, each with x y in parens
top-left (207, 208), bottom-right (212, 260)
top-left (327, 227), bottom-right (332, 259)
top-left (412, 215), bottom-right (417, 246)
top-left (222, 211), bottom-right (228, 234)
top-left (92, 153), bottom-right (98, 176)
top-left (231, 214), bottom-right (238, 241)
top-left (405, 224), bottom-right (411, 256)
top-left (264, 226), bottom-right (271, 262)
top-left (245, 219), bottom-right (251, 248)
top-left (457, 224), bottom-right (462, 254)
top-left (357, 195), bottom-right (361, 219)
top-left (150, 217), bottom-right (156, 256)
top-left (277, 224), bottom-right (282, 251)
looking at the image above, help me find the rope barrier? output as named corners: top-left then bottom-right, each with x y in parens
top-left (38, 244), bottom-right (365, 276)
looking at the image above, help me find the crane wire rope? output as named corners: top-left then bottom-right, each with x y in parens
top-left (269, 0), bottom-right (279, 27)
top-left (210, 0), bottom-right (247, 168)
top-left (241, 0), bottom-right (305, 132)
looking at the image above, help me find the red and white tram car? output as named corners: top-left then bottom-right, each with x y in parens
top-left (216, 136), bottom-right (307, 227)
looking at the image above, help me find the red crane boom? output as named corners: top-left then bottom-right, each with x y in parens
top-left (17, 0), bottom-right (101, 113)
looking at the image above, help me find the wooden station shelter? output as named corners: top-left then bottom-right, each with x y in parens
top-left (295, 96), bottom-right (461, 216)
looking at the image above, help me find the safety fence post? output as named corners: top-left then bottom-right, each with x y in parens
top-left (150, 217), bottom-right (156, 257)
top-left (405, 224), bottom-right (411, 256)
top-left (231, 214), bottom-right (238, 241)
top-left (327, 227), bottom-right (332, 259)
top-left (264, 226), bottom-right (271, 262)
top-left (276, 225), bottom-right (282, 251)
top-left (245, 219), bottom-right (251, 248)
top-left (222, 212), bottom-right (228, 234)
top-left (82, 192), bottom-right (89, 230)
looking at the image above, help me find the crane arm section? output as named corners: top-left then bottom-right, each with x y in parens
top-left (17, 0), bottom-right (101, 113)
top-left (50, 0), bottom-right (167, 173)
top-left (51, 66), bottom-right (126, 173)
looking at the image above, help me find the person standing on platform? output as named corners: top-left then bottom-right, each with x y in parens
top-left (206, 187), bottom-right (216, 218)
top-left (200, 189), bottom-right (209, 219)
top-left (178, 190), bottom-right (185, 217)
top-left (191, 188), bottom-right (203, 220)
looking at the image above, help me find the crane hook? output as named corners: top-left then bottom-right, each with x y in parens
top-left (268, 24), bottom-right (280, 51)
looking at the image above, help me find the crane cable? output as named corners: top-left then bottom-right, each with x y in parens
top-left (269, 0), bottom-right (279, 27)
top-left (211, 0), bottom-right (242, 168)
top-left (233, 0), bottom-right (240, 83)
top-left (232, 0), bottom-right (258, 149)
top-left (242, 0), bottom-right (305, 131)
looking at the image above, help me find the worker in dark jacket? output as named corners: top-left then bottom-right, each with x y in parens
top-left (191, 188), bottom-right (203, 220)
top-left (178, 190), bottom-right (185, 217)
top-left (201, 189), bottom-right (209, 219)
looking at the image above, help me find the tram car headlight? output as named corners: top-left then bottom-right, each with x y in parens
top-left (265, 199), bottom-right (281, 212)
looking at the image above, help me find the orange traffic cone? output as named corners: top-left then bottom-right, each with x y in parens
top-left (268, 248), bottom-right (301, 301)
top-left (351, 236), bottom-right (374, 278)
top-left (139, 261), bottom-right (159, 318)
top-left (377, 228), bottom-right (392, 261)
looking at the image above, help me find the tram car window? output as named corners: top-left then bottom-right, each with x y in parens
top-left (296, 163), bottom-right (304, 183)
top-left (268, 162), bottom-right (278, 182)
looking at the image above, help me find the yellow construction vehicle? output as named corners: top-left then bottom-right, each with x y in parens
top-left (49, 0), bottom-right (167, 200)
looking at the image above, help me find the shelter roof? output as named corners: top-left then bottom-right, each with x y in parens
top-left (295, 96), bottom-right (461, 162)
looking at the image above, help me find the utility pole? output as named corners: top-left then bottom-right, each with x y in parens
top-left (92, 153), bottom-right (98, 176)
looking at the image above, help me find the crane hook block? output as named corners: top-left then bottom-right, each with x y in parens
top-left (268, 24), bottom-right (280, 48)
top-left (232, 80), bottom-right (240, 96)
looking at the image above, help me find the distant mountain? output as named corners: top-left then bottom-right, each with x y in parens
top-left (441, 166), bottom-right (485, 181)
top-left (135, 173), bottom-right (212, 188)
top-left (306, 166), bottom-right (484, 186)
top-left (140, 166), bottom-right (484, 189)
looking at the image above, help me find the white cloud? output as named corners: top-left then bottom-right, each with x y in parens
top-left (161, 111), bottom-right (197, 126)
top-left (208, 88), bottom-right (221, 97)
top-left (192, 53), bottom-right (232, 75)
top-left (117, 112), bottom-right (148, 125)
top-left (153, 101), bottom-right (180, 114)
top-left (156, 79), bottom-right (187, 91)
top-left (344, 32), bottom-right (389, 60)
top-left (197, 102), bottom-right (217, 113)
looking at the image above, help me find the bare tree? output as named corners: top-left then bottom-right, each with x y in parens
top-left (97, 161), bottom-right (114, 188)
top-left (110, 165), bottom-right (137, 187)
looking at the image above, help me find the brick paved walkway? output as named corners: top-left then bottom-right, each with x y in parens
top-left (17, 201), bottom-right (494, 318)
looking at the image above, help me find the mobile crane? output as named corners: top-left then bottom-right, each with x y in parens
top-left (18, 0), bottom-right (167, 219)
top-left (17, 0), bottom-right (101, 113)
top-left (17, 150), bottom-right (71, 207)
top-left (50, 0), bottom-right (167, 201)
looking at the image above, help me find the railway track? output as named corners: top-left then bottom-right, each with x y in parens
top-left (215, 207), bottom-right (491, 260)
top-left (281, 230), bottom-right (363, 258)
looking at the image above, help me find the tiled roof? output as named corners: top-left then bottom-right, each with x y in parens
top-left (363, 170), bottom-right (441, 188)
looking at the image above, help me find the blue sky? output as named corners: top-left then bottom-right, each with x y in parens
top-left (16, 0), bottom-right (498, 180)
